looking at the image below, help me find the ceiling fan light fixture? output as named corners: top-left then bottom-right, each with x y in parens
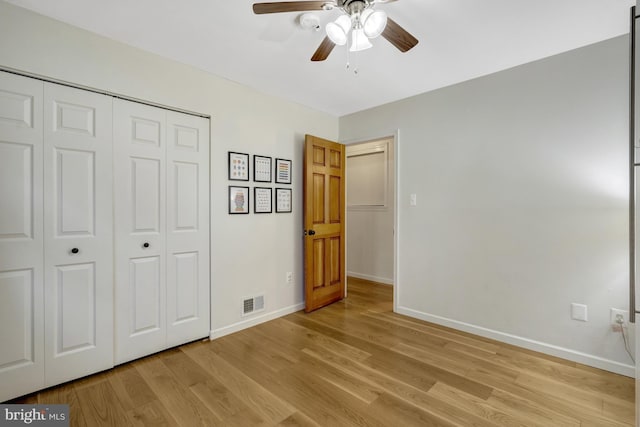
top-left (349, 28), bottom-right (372, 52)
top-left (361, 9), bottom-right (387, 38)
top-left (326, 15), bottom-right (352, 45)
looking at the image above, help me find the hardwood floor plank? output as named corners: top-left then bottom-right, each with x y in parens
top-left (428, 382), bottom-right (550, 427)
top-left (496, 345), bottom-right (634, 402)
top-left (126, 400), bottom-right (179, 427)
top-left (161, 349), bottom-right (215, 388)
top-left (133, 355), bottom-right (222, 426)
top-left (74, 380), bottom-right (132, 426)
top-left (486, 388), bottom-right (580, 427)
top-left (467, 367), bottom-right (630, 426)
top-left (106, 364), bottom-right (159, 411)
top-left (366, 311), bottom-right (501, 354)
top-left (514, 372), bottom-right (604, 412)
top-left (276, 411), bottom-right (323, 427)
top-left (366, 392), bottom-right (460, 427)
top-left (603, 398), bottom-right (636, 425)
top-left (287, 312), bottom-right (494, 400)
top-left (181, 344), bottom-right (295, 424)
top-left (189, 380), bottom-right (267, 426)
top-left (9, 279), bottom-right (634, 426)
top-left (298, 351), bottom-right (382, 404)
top-left (302, 347), bottom-right (496, 426)
top-left (36, 382), bottom-right (88, 427)
top-left (258, 316), bottom-right (372, 361)
top-left (215, 336), bottom-right (388, 426)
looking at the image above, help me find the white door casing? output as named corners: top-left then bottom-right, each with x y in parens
top-left (43, 83), bottom-right (113, 386)
top-left (114, 99), bottom-right (167, 364)
top-left (0, 72), bottom-right (45, 402)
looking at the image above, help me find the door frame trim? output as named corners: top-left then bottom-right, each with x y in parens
top-left (341, 129), bottom-right (399, 312)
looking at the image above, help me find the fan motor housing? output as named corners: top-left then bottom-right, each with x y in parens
top-left (299, 13), bottom-right (321, 30)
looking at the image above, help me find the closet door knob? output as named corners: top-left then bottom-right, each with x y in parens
top-left (308, 230), bottom-right (316, 236)
top-left (71, 248), bottom-right (79, 254)
top-left (143, 242), bottom-right (150, 248)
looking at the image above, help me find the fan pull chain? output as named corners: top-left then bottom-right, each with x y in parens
top-left (346, 44), bottom-right (351, 71)
top-left (345, 32), bottom-right (359, 75)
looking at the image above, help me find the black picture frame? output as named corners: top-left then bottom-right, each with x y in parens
top-left (254, 187), bottom-right (273, 214)
top-left (253, 155), bottom-right (272, 183)
top-left (229, 186), bottom-right (250, 214)
top-left (275, 188), bottom-right (292, 213)
top-left (275, 158), bottom-right (292, 184)
top-left (228, 152), bottom-right (249, 181)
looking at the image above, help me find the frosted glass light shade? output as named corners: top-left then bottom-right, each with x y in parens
top-left (361, 9), bottom-right (387, 38)
top-left (326, 15), bottom-right (352, 46)
top-left (350, 28), bottom-right (372, 52)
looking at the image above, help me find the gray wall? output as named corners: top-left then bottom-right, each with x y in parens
top-left (340, 36), bottom-right (632, 374)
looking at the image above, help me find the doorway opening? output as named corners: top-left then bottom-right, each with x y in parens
top-left (345, 136), bottom-right (396, 304)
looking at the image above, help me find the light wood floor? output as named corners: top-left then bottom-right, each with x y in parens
top-left (13, 277), bottom-right (635, 426)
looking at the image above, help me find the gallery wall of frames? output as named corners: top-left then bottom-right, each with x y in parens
top-left (228, 152), bottom-right (292, 214)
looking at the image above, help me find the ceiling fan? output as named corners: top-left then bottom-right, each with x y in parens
top-left (252, 0), bottom-right (419, 61)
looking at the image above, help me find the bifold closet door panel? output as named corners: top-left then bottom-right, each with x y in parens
top-left (166, 111), bottom-right (210, 346)
top-left (114, 99), bottom-right (167, 364)
top-left (0, 72), bottom-right (45, 402)
top-left (43, 83), bottom-right (114, 386)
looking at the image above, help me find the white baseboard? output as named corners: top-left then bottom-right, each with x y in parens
top-left (347, 271), bottom-right (393, 285)
top-left (209, 302), bottom-right (304, 340)
top-left (396, 306), bottom-right (635, 378)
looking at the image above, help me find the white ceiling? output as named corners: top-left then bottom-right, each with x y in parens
top-left (5, 0), bottom-right (635, 116)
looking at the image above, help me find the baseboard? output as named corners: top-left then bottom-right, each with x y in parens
top-left (396, 306), bottom-right (635, 378)
top-left (347, 271), bottom-right (393, 285)
top-left (209, 302), bottom-right (305, 340)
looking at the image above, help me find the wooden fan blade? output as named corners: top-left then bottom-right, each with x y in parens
top-left (311, 36), bottom-right (336, 61)
top-left (382, 17), bottom-right (418, 52)
top-left (253, 1), bottom-right (332, 14)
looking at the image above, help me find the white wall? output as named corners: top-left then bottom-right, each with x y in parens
top-left (346, 138), bottom-right (394, 284)
top-left (340, 36), bottom-right (633, 375)
top-left (0, 2), bottom-right (338, 337)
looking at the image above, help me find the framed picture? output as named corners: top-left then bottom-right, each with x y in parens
top-left (253, 155), bottom-right (272, 182)
top-left (275, 158), bottom-right (292, 184)
top-left (254, 187), bottom-right (272, 213)
top-left (228, 152), bottom-right (249, 181)
top-left (229, 186), bottom-right (249, 214)
top-left (275, 188), bottom-right (292, 213)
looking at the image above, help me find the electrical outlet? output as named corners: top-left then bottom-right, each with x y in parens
top-left (286, 272), bottom-right (293, 283)
top-left (571, 303), bottom-right (587, 322)
top-left (610, 308), bottom-right (628, 332)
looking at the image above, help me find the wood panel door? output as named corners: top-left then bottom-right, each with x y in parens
top-left (114, 99), bottom-right (167, 364)
top-left (303, 135), bottom-right (346, 312)
top-left (0, 72), bottom-right (45, 401)
top-left (165, 111), bottom-right (210, 347)
top-left (43, 83), bottom-right (114, 386)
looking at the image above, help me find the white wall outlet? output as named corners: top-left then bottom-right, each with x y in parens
top-left (286, 272), bottom-right (293, 283)
top-left (610, 308), bottom-right (628, 332)
top-left (409, 193), bottom-right (417, 206)
top-left (570, 303), bottom-right (587, 322)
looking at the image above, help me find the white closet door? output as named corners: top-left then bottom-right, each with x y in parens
top-left (114, 99), bottom-right (167, 364)
top-left (166, 111), bottom-right (210, 346)
top-left (0, 72), bottom-right (44, 402)
top-left (43, 83), bottom-right (113, 386)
